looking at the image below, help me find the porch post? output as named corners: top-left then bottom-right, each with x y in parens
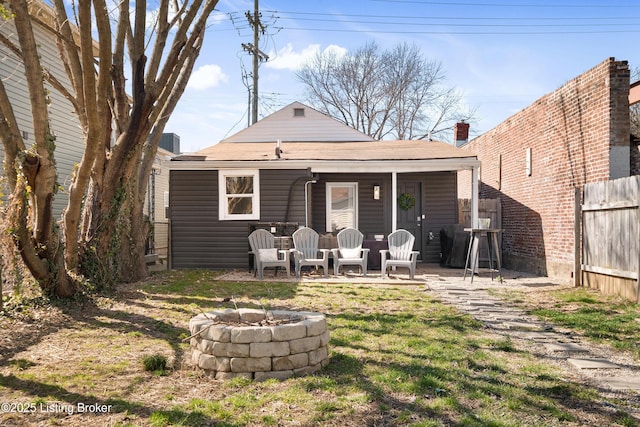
top-left (471, 165), bottom-right (479, 228)
top-left (392, 172), bottom-right (398, 232)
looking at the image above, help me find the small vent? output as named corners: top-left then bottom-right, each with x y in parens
top-left (293, 108), bottom-right (305, 117)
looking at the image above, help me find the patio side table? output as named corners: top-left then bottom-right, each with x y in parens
top-left (363, 239), bottom-right (388, 271)
top-left (463, 228), bottom-right (502, 283)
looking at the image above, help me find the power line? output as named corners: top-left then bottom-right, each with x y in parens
top-left (273, 16), bottom-right (640, 28)
top-left (216, 7), bottom-right (640, 35)
top-left (369, 0), bottom-right (640, 7)
top-left (270, 25), bottom-right (640, 35)
top-left (218, 7), bottom-right (640, 35)
top-left (267, 10), bottom-right (640, 21)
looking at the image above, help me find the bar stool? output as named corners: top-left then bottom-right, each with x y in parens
top-left (463, 227), bottom-right (502, 283)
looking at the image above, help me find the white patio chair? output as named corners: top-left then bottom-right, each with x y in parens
top-left (380, 229), bottom-right (420, 279)
top-left (291, 227), bottom-right (330, 278)
top-left (331, 227), bottom-right (369, 276)
top-left (248, 229), bottom-right (290, 280)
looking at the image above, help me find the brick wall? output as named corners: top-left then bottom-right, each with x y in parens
top-left (459, 58), bottom-right (631, 278)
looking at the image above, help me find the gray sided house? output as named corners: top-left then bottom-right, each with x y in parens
top-left (168, 102), bottom-right (480, 270)
top-left (0, 3), bottom-right (85, 216)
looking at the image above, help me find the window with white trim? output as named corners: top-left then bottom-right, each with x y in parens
top-left (219, 170), bottom-right (260, 220)
top-left (326, 182), bottom-right (358, 232)
top-left (163, 191), bottom-right (169, 219)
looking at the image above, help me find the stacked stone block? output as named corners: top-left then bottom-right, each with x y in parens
top-left (189, 308), bottom-right (329, 380)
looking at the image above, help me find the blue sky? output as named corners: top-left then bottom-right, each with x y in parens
top-left (165, 0), bottom-right (639, 153)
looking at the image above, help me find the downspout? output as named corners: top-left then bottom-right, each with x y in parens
top-left (304, 176), bottom-right (318, 227)
top-left (284, 168), bottom-right (313, 223)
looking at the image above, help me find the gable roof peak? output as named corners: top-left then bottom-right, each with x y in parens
top-left (220, 101), bottom-right (374, 143)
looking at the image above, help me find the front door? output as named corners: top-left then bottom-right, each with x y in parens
top-left (397, 181), bottom-right (423, 259)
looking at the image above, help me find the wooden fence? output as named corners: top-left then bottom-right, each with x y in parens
top-left (457, 198), bottom-right (502, 267)
top-left (578, 175), bottom-right (640, 302)
top-left (458, 198), bottom-right (502, 230)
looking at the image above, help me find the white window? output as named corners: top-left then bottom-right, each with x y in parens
top-left (163, 191), bottom-right (169, 219)
top-left (219, 170), bottom-right (260, 220)
top-left (326, 182), bottom-right (358, 232)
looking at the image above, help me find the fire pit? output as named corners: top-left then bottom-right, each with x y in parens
top-left (189, 308), bottom-right (329, 380)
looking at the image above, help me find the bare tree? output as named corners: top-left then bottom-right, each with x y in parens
top-left (0, 0), bottom-right (218, 297)
top-left (297, 42), bottom-right (473, 141)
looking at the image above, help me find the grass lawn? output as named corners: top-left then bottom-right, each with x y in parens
top-left (0, 269), bottom-right (639, 426)
top-left (491, 286), bottom-right (640, 360)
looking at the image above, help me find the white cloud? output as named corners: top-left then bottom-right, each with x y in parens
top-left (266, 43), bottom-right (348, 71)
top-left (187, 64), bottom-right (229, 90)
top-left (208, 11), bottom-right (227, 26)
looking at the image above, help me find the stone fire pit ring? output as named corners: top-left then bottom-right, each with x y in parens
top-left (189, 308), bottom-right (329, 381)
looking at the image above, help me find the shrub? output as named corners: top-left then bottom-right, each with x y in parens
top-left (142, 354), bottom-right (168, 373)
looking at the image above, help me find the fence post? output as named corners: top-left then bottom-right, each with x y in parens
top-left (574, 187), bottom-right (581, 288)
top-left (637, 205), bottom-right (640, 304)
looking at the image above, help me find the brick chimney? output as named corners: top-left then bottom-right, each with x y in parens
top-left (454, 121), bottom-right (469, 147)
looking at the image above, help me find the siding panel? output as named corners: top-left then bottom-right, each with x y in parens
top-left (170, 169), bottom-right (308, 269)
top-left (171, 169), bottom-right (458, 268)
top-left (423, 172), bottom-right (459, 263)
top-left (312, 171), bottom-right (457, 264)
top-left (0, 20), bottom-right (85, 216)
top-left (312, 173), bottom-right (389, 237)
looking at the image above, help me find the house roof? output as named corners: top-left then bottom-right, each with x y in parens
top-left (193, 139), bottom-right (474, 162)
top-left (221, 102), bottom-right (375, 143)
top-left (171, 138), bottom-right (479, 173)
top-left (171, 101), bottom-right (479, 173)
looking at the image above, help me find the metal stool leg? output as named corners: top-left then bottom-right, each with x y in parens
top-left (491, 231), bottom-right (502, 281)
top-left (464, 231), bottom-right (479, 281)
top-left (463, 231), bottom-right (474, 280)
top-left (488, 233), bottom-right (494, 281)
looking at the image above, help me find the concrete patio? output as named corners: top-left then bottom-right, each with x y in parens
top-left (217, 262), bottom-right (566, 290)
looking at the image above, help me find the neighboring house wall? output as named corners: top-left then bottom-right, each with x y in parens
top-left (144, 147), bottom-right (174, 258)
top-left (459, 58), bottom-right (631, 278)
top-left (169, 169), bottom-right (308, 269)
top-left (0, 16), bottom-right (85, 217)
top-left (1, 15), bottom-right (172, 260)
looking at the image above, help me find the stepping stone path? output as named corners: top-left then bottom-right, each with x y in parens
top-left (427, 281), bottom-right (640, 394)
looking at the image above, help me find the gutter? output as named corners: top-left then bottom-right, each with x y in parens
top-left (167, 158), bottom-right (481, 173)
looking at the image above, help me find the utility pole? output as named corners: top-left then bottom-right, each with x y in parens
top-left (242, 0), bottom-right (269, 125)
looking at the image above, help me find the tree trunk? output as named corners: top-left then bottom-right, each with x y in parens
top-left (0, 0), bottom-right (218, 297)
top-left (121, 193), bottom-right (149, 283)
top-left (78, 130), bottom-right (151, 286)
top-left (6, 175), bottom-right (74, 297)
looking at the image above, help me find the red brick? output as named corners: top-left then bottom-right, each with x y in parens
top-left (458, 58), bottom-right (631, 278)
